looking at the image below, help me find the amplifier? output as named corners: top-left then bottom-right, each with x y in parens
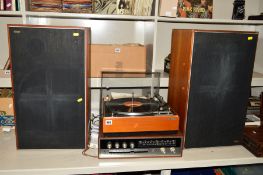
top-left (99, 134), bottom-right (183, 158)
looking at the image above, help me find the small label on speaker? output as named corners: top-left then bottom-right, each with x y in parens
top-left (248, 36), bottom-right (253, 41)
top-left (114, 48), bottom-right (121, 53)
top-left (105, 120), bottom-right (112, 125)
top-left (4, 70), bottom-right (10, 75)
top-left (13, 30), bottom-right (21, 34)
top-left (73, 33), bottom-right (79, 37)
top-left (77, 98), bottom-right (83, 103)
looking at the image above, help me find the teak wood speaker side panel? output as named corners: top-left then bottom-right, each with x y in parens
top-left (168, 30), bottom-right (194, 133)
top-left (85, 28), bottom-right (91, 149)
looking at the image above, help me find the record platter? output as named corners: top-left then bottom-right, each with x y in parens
top-left (98, 72), bottom-right (183, 158)
top-left (104, 97), bottom-right (160, 116)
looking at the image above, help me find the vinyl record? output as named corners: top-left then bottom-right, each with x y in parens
top-left (105, 98), bottom-right (159, 116)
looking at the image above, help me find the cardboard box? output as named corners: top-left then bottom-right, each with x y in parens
top-left (91, 44), bottom-right (147, 77)
top-left (0, 98), bottom-right (14, 116)
top-left (159, 0), bottom-right (178, 17)
top-left (0, 70), bottom-right (11, 78)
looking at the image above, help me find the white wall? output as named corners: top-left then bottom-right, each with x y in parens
top-left (259, 0), bottom-right (263, 14)
top-left (26, 18), bottom-right (146, 44)
top-left (254, 26), bottom-right (263, 73)
top-left (0, 17), bottom-right (22, 69)
top-left (254, 2), bottom-right (263, 73)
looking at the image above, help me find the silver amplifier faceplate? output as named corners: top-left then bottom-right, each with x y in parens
top-left (99, 147), bottom-right (182, 158)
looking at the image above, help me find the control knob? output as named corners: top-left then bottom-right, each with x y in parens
top-left (115, 142), bottom-right (120, 149)
top-left (107, 142), bottom-right (112, 149)
top-left (160, 147), bottom-right (166, 154)
top-left (170, 147), bottom-right (176, 153)
top-left (130, 142), bottom-right (135, 149)
top-left (122, 142), bottom-right (128, 149)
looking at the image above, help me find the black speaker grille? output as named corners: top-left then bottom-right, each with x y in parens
top-left (185, 32), bottom-right (258, 148)
top-left (10, 27), bottom-right (86, 149)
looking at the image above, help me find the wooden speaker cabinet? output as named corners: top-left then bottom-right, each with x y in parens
top-left (168, 30), bottom-right (258, 148)
top-left (8, 25), bottom-right (90, 149)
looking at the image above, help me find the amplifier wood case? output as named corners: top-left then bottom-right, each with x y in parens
top-left (102, 115), bottom-right (179, 133)
top-left (8, 25), bottom-right (90, 149)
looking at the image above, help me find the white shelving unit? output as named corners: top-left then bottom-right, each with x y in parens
top-left (0, 11), bottom-right (22, 16)
top-left (25, 11), bottom-right (156, 21)
top-left (1, 0), bottom-right (263, 72)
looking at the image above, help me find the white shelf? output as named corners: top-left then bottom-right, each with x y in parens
top-left (0, 130), bottom-right (262, 175)
top-left (25, 11), bottom-right (155, 21)
top-left (0, 11), bottom-right (22, 16)
top-left (157, 17), bottom-right (263, 25)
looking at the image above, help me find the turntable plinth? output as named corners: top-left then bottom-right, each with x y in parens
top-left (102, 115), bottom-right (179, 133)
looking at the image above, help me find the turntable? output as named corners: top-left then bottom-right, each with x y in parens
top-left (98, 72), bottom-right (183, 158)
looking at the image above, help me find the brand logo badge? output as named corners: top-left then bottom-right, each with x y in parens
top-left (105, 120), bottom-right (112, 125)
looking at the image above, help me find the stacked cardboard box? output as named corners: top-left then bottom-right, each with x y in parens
top-left (91, 44), bottom-right (147, 77)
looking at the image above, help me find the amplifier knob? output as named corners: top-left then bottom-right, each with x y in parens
top-left (130, 142), bottom-right (135, 149)
top-left (122, 142), bottom-right (127, 149)
top-left (160, 147), bottom-right (166, 154)
top-left (107, 142), bottom-right (112, 149)
top-left (115, 142), bottom-right (120, 149)
top-left (170, 147), bottom-right (176, 153)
